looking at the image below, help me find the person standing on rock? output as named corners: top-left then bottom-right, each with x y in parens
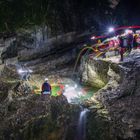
top-left (127, 31), bottom-right (134, 53)
top-left (119, 35), bottom-right (126, 61)
top-left (133, 34), bottom-right (138, 49)
top-left (41, 78), bottom-right (52, 95)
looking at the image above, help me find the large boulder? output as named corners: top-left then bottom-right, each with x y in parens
top-left (80, 57), bottom-right (109, 88)
top-left (0, 29), bottom-right (91, 77)
top-left (0, 93), bottom-right (81, 140)
top-left (0, 61), bottom-right (81, 140)
top-left (81, 50), bottom-right (140, 140)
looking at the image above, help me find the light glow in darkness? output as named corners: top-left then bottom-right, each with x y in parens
top-left (125, 29), bottom-right (133, 34)
top-left (108, 27), bottom-right (115, 33)
top-left (63, 84), bottom-right (84, 102)
top-left (18, 69), bottom-right (26, 74)
top-left (125, 29), bottom-right (129, 34)
top-left (18, 68), bottom-right (33, 74)
top-left (91, 36), bottom-right (96, 40)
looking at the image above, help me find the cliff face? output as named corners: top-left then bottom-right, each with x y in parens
top-left (0, 93), bottom-right (81, 140)
top-left (0, 0), bottom-right (114, 32)
top-left (81, 50), bottom-right (140, 140)
top-left (0, 65), bottom-right (81, 140)
top-left (0, 67), bottom-right (81, 140)
top-left (80, 58), bottom-right (110, 88)
top-left (0, 29), bottom-right (90, 79)
top-left (1, 27), bottom-right (140, 140)
top-left (0, 30), bottom-right (86, 140)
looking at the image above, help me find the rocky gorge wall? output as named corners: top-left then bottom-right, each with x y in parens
top-left (0, 28), bottom-right (91, 78)
top-left (1, 28), bottom-right (140, 140)
top-left (0, 29), bottom-right (90, 140)
top-left (0, 62), bottom-right (81, 140)
top-left (0, 93), bottom-right (81, 140)
top-left (81, 50), bottom-right (140, 140)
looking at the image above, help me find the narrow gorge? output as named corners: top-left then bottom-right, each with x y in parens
top-left (0, 28), bottom-right (140, 140)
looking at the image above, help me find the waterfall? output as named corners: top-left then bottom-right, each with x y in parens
top-left (75, 108), bottom-right (89, 140)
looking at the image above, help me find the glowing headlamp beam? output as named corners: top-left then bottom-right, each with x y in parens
top-left (17, 68), bottom-right (33, 74)
top-left (108, 27), bottom-right (115, 33)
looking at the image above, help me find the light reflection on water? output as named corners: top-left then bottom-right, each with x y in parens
top-left (62, 78), bottom-right (98, 103)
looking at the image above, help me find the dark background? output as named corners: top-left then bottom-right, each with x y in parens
top-left (0, 0), bottom-right (140, 33)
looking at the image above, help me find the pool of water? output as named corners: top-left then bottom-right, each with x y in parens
top-left (69, 85), bottom-right (99, 103)
top-left (31, 79), bottom-right (99, 103)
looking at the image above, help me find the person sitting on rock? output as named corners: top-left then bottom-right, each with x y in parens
top-left (41, 78), bottom-right (52, 95)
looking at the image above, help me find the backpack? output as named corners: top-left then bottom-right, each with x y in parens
top-left (42, 82), bottom-right (51, 92)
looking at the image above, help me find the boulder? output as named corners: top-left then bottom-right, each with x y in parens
top-left (0, 94), bottom-right (80, 140)
top-left (81, 50), bottom-right (140, 140)
top-left (80, 57), bottom-right (109, 88)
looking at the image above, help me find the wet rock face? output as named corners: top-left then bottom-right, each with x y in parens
top-left (87, 110), bottom-right (112, 140)
top-left (0, 29), bottom-right (90, 77)
top-left (0, 81), bottom-right (9, 102)
top-left (0, 94), bottom-right (80, 140)
top-left (0, 61), bottom-right (80, 140)
top-left (82, 50), bottom-right (140, 140)
top-left (80, 58), bottom-right (109, 88)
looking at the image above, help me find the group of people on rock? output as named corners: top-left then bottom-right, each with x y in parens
top-left (118, 30), bottom-right (140, 61)
top-left (96, 30), bottom-right (140, 61)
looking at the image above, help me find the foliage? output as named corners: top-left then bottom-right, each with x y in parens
top-left (1, 0), bottom-right (139, 34)
top-left (0, 0), bottom-right (111, 33)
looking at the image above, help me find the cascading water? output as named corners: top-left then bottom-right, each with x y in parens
top-left (75, 108), bottom-right (89, 140)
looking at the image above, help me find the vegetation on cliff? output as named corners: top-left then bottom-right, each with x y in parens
top-left (0, 0), bottom-right (112, 33)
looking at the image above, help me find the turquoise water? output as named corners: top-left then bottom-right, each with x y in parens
top-left (71, 86), bottom-right (99, 103)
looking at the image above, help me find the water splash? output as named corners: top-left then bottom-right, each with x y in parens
top-left (62, 79), bottom-right (84, 103)
top-left (63, 84), bottom-right (83, 103)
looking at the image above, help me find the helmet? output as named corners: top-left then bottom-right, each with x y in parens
top-left (45, 78), bottom-right (49, 81)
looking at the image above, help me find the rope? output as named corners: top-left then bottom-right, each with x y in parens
top-left (73, 46), bottom-right (96, 75)
top-left (73, 43), bottom-right (120, 76)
